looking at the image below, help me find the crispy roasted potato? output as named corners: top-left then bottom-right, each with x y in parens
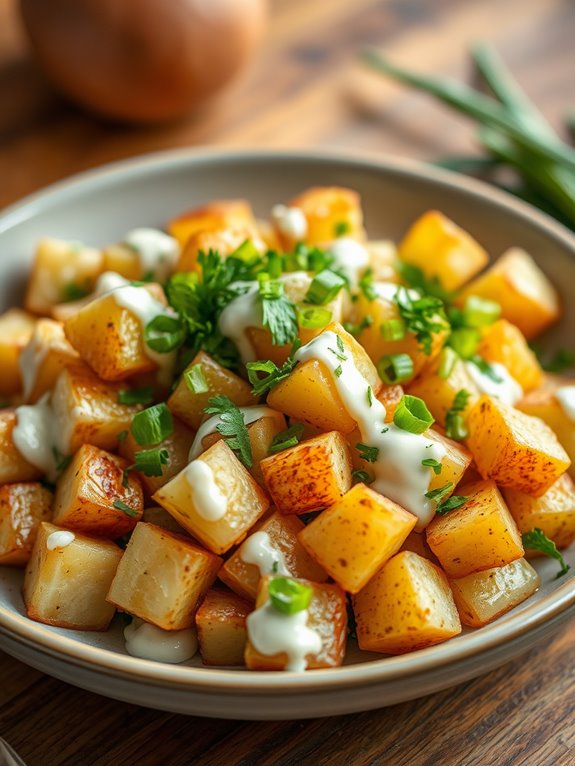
top-left (176, 225), bottom-right (264, 274)
top-left (195, 587), bottom-right (252, 666)
top-left (0, 309), bottom-right (36, 397)
top-left (20, 318), bottom-right (79, 403)
top-left (0, 482), bottom-right (53, 566)
top-left (168, 199), bottom-right (257, 249)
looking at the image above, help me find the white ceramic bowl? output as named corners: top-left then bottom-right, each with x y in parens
top-left (1, 149), bottom-right (574, 720)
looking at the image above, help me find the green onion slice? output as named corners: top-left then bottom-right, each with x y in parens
top-left (268, 577), bottom-right (313, 615)
top-left (298, 306), bottom-right (332, 330)
top-left (184, 364), bottom-right (209, 394)
top-left (134, 448), bottom-right (170, 477)
top-left (462, 295), bottom-right (501, 328)
top-left (377, 353), bottom-right (414, 384)
top-left (380, 318), bottom-right (406, 341)
top-left (113, 499), bottom-right (139, 518)
top-left (393, 394), bottom-right (434, 434)
top-left (144, 314), bottom-right (185, 353)
top-left (131, 403), bottom-right (173, 446)
top-left (117, 387), bottom-right (154, 406)
top-left (438, 347), bottom-right (459, 380)
top-left (447, 327), bottom-right (481, 359)
top-left (305, 269), bottom-right (346, 305)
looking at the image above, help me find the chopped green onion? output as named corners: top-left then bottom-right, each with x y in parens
top-left (438, 347), bottom-right (459, 379)
top-left (334, 365), bottom-right (343, 378)
top-left (298, 306), bottom-right (332, 329)
top-left (144, 314), bottom-right (185, 353)
top-left (351, 469), bottom-right (373, 485)
top-left (117, 387), bottom-right (154, 406)
top-left (113, 499), bottom-right (139, 518)
top-left (133, 448), bottom-right (170, 477)
top-left (230, 239), bottom-right (260, 263)
top-left (184, 364), bottom-right (209, 394)
top-left (445, 389), bottom-right (471, 442)
top-left (268, 577), bottom-right (313, 615)
top-left (343, 316), bottom-right (373, 336)
top-left (447, 327), bottom-right (481, 359)
top-left (305, 269), bottom-right (346, 305)
top-left (268, 423), bottom-right (305, 454)
top-left (246, 357), bottom-right (298, 397)
top-left (393, 394), bottom-right (434, 434)
top-left (62, 282), bottom-right (89, 302)
top-left (356, 443), bottom-right (380, 463)
top-left (380, 318), bottom-right (406, 341)
top-left (131, 403), bottom-right (173, 446)
top-left (436, 494), bottom-right (468, 515)
top-left (358, 269), bottom-right (377, 301)
top-left (425, 482), bottom-right (454, 504)
top-left (377, 353), bottom-right (414, 384)
top-left (462, 295), bottom-right (501, 327)
top-left (522, 528), bottom-right (570, 579)
top-left (367, 386), bottom-right (373, 407)
top-left (334, 221), bottom-right (350, 237)
top-left (422, 458), bottom-right (442, 475)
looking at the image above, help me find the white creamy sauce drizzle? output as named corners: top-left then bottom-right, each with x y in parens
top-left (295, 331), bottom-right (445, 529)
top-left (239, 531), bottom-right (292, 576)
top-left (189, 405), bottom-right (284, 460)
top-left (465, 361), bottom-right (523, 406)
top-left (247, 600), bottom-right (322, 671)
top-left (19, 323), bottom-right (72, 402)
top-left (124, 618), bottom-right (197, 663)
top-left (271, 205), bottom-right (308, 241)
top-left (327, 237), bottom-right (369, 286)
top-left (555, 385), bottom-right (575, 422)
top-left (184, 459), bottom-right (228, 521)
top-left (46, 530), bottom-right (75, 550)
top-left (12, 394), bottom-right (59, 481)
top-left (122, 228), bottom-right (179, 282)
top-left (372, 282), bottom-right (420, 303)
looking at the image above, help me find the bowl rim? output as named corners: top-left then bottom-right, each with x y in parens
top-left (1, 145), bottom-right (574, 694)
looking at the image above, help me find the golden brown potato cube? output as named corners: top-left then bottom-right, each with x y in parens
top-left (53, 444), bottom-right (144, 538)
top-left (244, 576), bottom-right (347, 670)
top-left (0, 309), bottom-right (36, 397)
top-left (502, 473), bottom-right (575, 550)
top-left (268, 322), bottom-right (380, 433)
top-left (0, 483), bottom-right (53, 566)
top-left (425, 428), bottom-right (473, 495)
top-left (299, 484), bottom-right (417, 593)
top-left (426, 480), bottom-right (524, 578)
top-left (102, 233), bottom-right (179, 282)
top-left (477, 319), bottom-right (542, 392)
top-left (64, 284), bottom-right (167, 381)
top-left (167, 350), bottom-right (256, 431)
top-left (153, 439), bottom-right (270, 555)
top-left (399, 531), bottom-right (439, 563)
top-left (0, 410), bottom-right (41, 483)
top-left (353, 551), bottom-right (461, 654)
top-left (23, 521), bottom-right (122, 630)
top-left (168, 199), bottom-right (257, 249)
top-left (450, 558), bottom-right (540, 628)
top-left (276, 187), bottom-right (365, 249)
top-left (19, 318), bottom-right (80, 403)
top-left (119, 415), bottom-right (195, 496)
top-left (176, 225), bottom-right (264, 274)
top-left (467, 395), bottom-right (571, 496)
top-left (261, 431), bottom-right (352, 515)
top-left (219, 509), bottom-right (328, 601)
top-left (51, 363), bottom-right (140, 454)
top-left (406, 355), bottom-right (480, 427)
top-left (107, 522), bottom-right (222, 630)
top-left (398, 211), bottom-right (488, 291)
top-left (24, 237), bottom-right (103, 316)
top-left (195, 587), bottom-right (252, 666)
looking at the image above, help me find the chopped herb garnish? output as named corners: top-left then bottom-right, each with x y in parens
top-left (522, 528), bottom-right (570, 579)
top-left (358, 268), bottom-right (377, 301)
top-left (184, 364), bottom-right (209, 394)
top-left (424, 482), bottom-right (468, 514)
top-left (113, 499), bottom-right (139, 518)
top-left (268, 577), bottom-right (313, 615)
top-left (62, 282), bottom-right (90, 302)
top-left (377, 353), bottom-right (414, 384)
top-left (133, 448), bottom-right (170, 477)
top-left (328, 337), bottom-right (348, 362)
top-left (268, 423), bottom-right (305, 454)
top-left (204, 395), bottom-right (253, 468)
top-left (380, 318), bottom-right (406, 341)
top-left (117, 387), bottom-right (154, 406)
top-left (540, 349), bottom-right (575, 374)
top-left (298, 306), bottom-right (332, 330)
top-left (334, 220), bottom-right (350, 237)
top-left (230, 239), bottom-right (261, 263)
top-left (425, 482), bottom-right (454, 504)
top-left (246, 356), bottom-right (298, 397)
top-left (395, 261), bottom-right (455, 302)
top-left (351, 469), bottom-right (374, 485)
top-left (343, 316), bottom-right (373, 336)
top-left (356, 443), bottom-right (380, 463)
top-left (445, 389), bottom-right (471, 441)
top-left (144, 314), bottom-right (185, 353)
top-left (469, 355), bottom-right (503, 382)
top-left (117, 430), bottom-right (128, 443)
top-left (394, 287), bottom-right (449, 355)
top-left (447, 327), bottom-right (481, 359)
top-left (437, 347), bottom-right (459, 379)
top-left (131, 403), bottom-right (173, 446)
top-left (52, 447), bottom-right (71, 473)
top-left (367, 385), bottom-right (374, 407)
top-left (258, 274), bottom-right (299, 346)
top-left (305, 269), bottom-right (346, 305)
top-left (462, 295), bottom-right (501, 327)
top-left (422, 458), bottom-right (442, 475)
top-left (334, 364), bottom-right (343, 378)
top-left (436, 494), bottom-right (469, 514)
top-left (393, 394), bottom-right (434, 434)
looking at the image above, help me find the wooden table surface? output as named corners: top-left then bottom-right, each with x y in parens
top-left (1, 0), bottom-right (575, 764)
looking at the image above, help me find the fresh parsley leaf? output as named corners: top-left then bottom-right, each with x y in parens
top-left (268, 423), bottom-right (305, 454)
top-left (258, 275), bottom-right (298, 346)
top-left (334, 220), bottom-right (350, 237)
top-left (61, 282), bottom-right (90, 302)
top-left (204, 395), bottom-right (253, 468)
top-left (334, 364), bottom-right (343, 378)
top-left (522, 528), bottom-right (570, 579)
top-left (394, 287), bottom-right (449, 355)
top-left (395, 261), bottom-right (455, 303)
top-left (425, 482), bottom-right (468, 514)
top-left (247, 356), bottom-right (299, 396)
top-left (445, 388), bottom-right (471, 441)
top-left (133, 448), bottom-right (170, 477)
top-left (356, 443), bottom-right (379, 463)
top-left (422, 458), bottom-right (442, 475)
top-left (358, 268), bottom-right (377, 301)
top-left (343, 316), bottom-right (373, 336)
top-left (351, 469), bottom-right (374, 485)
top-left (425, 482), bottom-right (454, 504)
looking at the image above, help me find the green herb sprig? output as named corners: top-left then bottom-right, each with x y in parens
top-left (204, 395), bottom-right (253, 468)
top-left (522, 528), bottom-right (570, 579)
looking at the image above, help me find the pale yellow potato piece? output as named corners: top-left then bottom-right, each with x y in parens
top-left (298, 484), bottom-right (417, 593)
top-left (176, 225), bottom-right (266, 274)
top-left (0, 482), bottom-right (53, 566)
top-left (353, 550), bottom-right (461, 654)
top-left (0, 309), bottom-right (36, 397)
top-left (20, 318), bottom-right (79, 403)
top-left (426, 480), bottom-right (524, 578)
top-left (0, 410), bottom-right (41, 484)
top-left (107, 522), bottom-right (222, 630)
top-left (195, 587), bottom-right (252, 666)
top-left (406, 355), bottom-right (480, 427)
top-left (168, 199), bottom-right (257, 249)
top-left (24, 521), bottom-right (122, 630)
top-left (153, 439), bottom-right (270, 555)
top-left (260, 431), bottom-right (352, 515)
top-left (425, 428), bottom-right (473, 495)
top-left (450, 558), bottom-right (540, 627)
top-left (477, 319), bottom-right (543, 392)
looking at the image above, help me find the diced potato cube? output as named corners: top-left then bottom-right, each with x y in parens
top-left (24, 237), bottom-right (103, 316)
top-left (0, 410), bottom-right (41, 483)
top-left (425, 428), bottom-right (473, 494)
top-left (195, 587), bottom-right (252, 666)
top-left (176, 226), bottom-right (264, 274)
top-left (426, 480), bottom-right (524, 578)
top-left (299, 484), bottom-right (416, 593)
top-left (118, 415), bottom-right (195, 496)
top-left (398, 211), bottom-right (488, 291)
top-left (24, 521), bottom-right (122, 630)
top-left (377, 384), bottom-right (405, 421)
top-left (167, 350), bottom-right (256, 432)
top-left (477, 319), bottom-right (542, 391)
top-left (458, 248), bottom-right (560, 339)
top-left (399, 531), bottom-right (438, 563)
top-left (276, 187), bottom-right (365, 249)
top-left (353, 551), bottom-right (461, 654)
top-left (142, 505), bottom-right (189, 535)
top-left (153, 440), bottom-right (270, 554)
top-left (64, 284), bottom-right (167, 381)
top-left (367, 240), bottom-right (399, 282)
top-left (107, 522), bottom-right (222, 630)
top-left (0, 483), bottom-right (53, 566)
top-left (406, 355), bottom-right (480, 427)
top-left (53, 444), bottom-right (144, 538)
top-left (467, 395), bottom-right (571, 496)
top-left (244, 576), bottom-right (347, 670)
top-left (268, 322), bottom-right (380, 433)
top-left (450, 558), bottom-right (540, 627)
top-left (219, 510), bottom-right (328, 601)
top-left (502, 473), bottom-right (575, 550)
top-left (51, 363), bottom-right (140, 454)
top-left (0, 309), bottom-right (36, 397)
top-left (168, 199), bottom-right (257, 249)
top-left (20, 318), bottom-right (79, 403)
top-left (261, 431), bottom-right (352, 515)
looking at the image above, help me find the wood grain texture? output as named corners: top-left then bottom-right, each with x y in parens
top-left (0, 0), bottom-right (574, 764)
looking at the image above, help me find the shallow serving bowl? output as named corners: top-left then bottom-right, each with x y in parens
top-left (0, 149), bottom-right (574, 720)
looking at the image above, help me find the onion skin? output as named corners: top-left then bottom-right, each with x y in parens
top-left (19, 0), bottom-right (267, 123)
